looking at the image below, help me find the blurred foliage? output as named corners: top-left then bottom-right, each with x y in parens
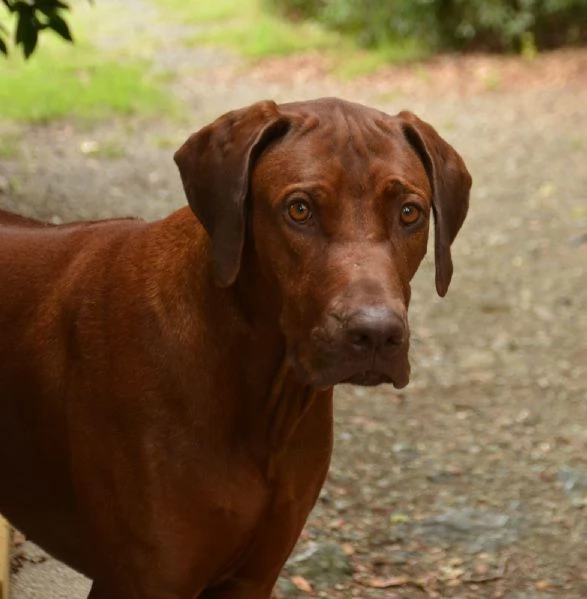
top-left (265, 0), bottom-right (587, 52)
top-left (0, 1), bottom-right (179, 123)
top-left (0, 0), bottom-right (84, 58)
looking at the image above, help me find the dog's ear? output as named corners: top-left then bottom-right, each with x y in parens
top-left (399, 111), bottom-right (472, 297)
top-left (174, 101), bottom-right (290, 287)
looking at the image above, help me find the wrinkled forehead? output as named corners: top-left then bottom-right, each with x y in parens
top-left (255, 99), bottom-right (431, 196)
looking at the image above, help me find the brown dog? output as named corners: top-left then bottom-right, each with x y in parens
top-left (0, 98), bottom-right (471, 598)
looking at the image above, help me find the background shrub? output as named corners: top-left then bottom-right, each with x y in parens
top-left (264, 0), bottom-right (587, 53)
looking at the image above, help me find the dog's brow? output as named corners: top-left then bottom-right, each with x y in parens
top-left (381, 178), bottom-right (426, 198)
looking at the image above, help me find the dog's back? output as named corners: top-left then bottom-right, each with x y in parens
top-left (0, 208), bottom-right (56, 228)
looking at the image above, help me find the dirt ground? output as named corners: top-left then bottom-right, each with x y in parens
top-left (1, 1), bottom-right (587, 597)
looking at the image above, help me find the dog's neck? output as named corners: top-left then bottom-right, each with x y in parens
top-left (149, 208), bottom-right (333, 478)
top-left (234, 234), bottom-right (334, 480)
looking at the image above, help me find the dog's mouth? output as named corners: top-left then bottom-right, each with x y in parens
top-left (292, 351), bottom-right (411, 390)
top-left (342, 359), bottom-right (410, 389)
top-left (343, 371), bottom-right (394, 387)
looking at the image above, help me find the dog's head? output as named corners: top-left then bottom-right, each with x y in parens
top-left (175, 98), bottom-right (471, 389)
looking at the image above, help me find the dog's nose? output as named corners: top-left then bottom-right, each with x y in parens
top-left (345, 306), bottom-right (405, 351)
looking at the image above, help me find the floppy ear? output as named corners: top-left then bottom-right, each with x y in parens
top-left (174, 101), bottom-right (290, 287)
top-left (399, 111), bottom-right (472, 297)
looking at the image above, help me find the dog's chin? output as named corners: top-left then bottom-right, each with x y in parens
top-left (343, 371), bottom-right (395, 387)
top-left (291, 354), bottom-right (411, 391)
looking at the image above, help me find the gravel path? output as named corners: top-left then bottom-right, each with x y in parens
top-left (1, 1), bottom-right (586, 597)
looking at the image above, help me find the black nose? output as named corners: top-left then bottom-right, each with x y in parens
top-left (345, 307), bottom-right (405, 351)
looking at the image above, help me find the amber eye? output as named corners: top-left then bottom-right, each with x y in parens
top-left (400, 203), bottom-right (421, 226)
top-left (287, 199), bottom-right (312, 224)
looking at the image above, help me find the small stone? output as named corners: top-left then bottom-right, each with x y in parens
top-left (569, 232), bottom-right (587, 246)
top-left (285, 542), bottom-right (352, 589)
top-left (80, 140), bottom-right (99, 155)
top-left (389, 550), bottom-right (413, 565)
top-left (410, 508), bottom-right (520, 553)
top-left (458, 350), bottom-right (496, 372)
top-left (558, 467), bottom-right (587, 492)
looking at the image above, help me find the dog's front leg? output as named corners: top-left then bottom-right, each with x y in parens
top-left (88, 582), bottom-right (187, 599)
top-left (200, 430), bottom-right (333, 598)
top-left (199, 580), bottom-right (275, 599)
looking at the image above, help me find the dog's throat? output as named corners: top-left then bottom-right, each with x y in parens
top-left (264, 359), bottom-right (318, 480)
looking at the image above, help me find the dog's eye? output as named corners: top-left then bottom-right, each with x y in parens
top-left (400, 203), bottom-right (421, 226)
top-left (288, 200), bottom-right (312, 224)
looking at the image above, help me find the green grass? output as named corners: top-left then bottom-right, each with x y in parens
top-left (156, 0), bottom-right (251, 23)
top-left (0, 52), bottom-right (173, 123)
top-left (196, 14), bottom-right (341, 58)
top-left (168, 0), bottom-right (341, 58)
top-left (480, 67), bottom-right (502, 92)
top-left (151, 134), bottom-right (183, 149)
top-left (0, 4), bottom-right (178, 124)
top-left (157, 0), bottom-right (429, 72)
top-left (332, 40), bottom-right (430, 79)
top-left (79, 139), bottom-right (127, 159)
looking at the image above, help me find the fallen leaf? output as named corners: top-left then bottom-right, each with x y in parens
top-left (535, 579), bottom-right (551, 591)
top-left (290, 575), bottom-right (313, 593)
top-left (440, 565), bottom-right (465, 580)
top-left (362, 576), bottom-right (411, 588)
top-left (473, 562), bottom-right (490, 576)
top-left (389, 512), bottom-right (410, 524)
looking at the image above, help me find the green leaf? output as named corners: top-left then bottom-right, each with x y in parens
top-left (15, 7), bottom-right (39, 58)
top-left (0, 36), bottom-right (7, 56)
top-left (12, 1), bottom-right (33, 11)
top-left (48, 13), bottom-right (72, 41)
top-left (15, 9), bottom-right (32, 45)
top-left (36, 0), bottom-right (70, 17)
top-left (36, 0), bottom-right (70, 8)
top-left (36, 7), bottom-right (57, 19)
top-left (22, 25), bottom-right (38, 58)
